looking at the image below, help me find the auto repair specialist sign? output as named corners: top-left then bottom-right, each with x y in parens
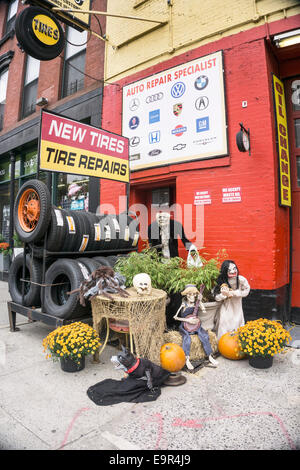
top-left (39, 110), bottom-right (129, 183)
top-left (122, 50), bottom-right (227, 171)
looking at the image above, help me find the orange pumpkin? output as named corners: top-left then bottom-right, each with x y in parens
top-left (218, 332), bottom-right (245, 360)
top-left (160, 343), bottom-right (186, 372)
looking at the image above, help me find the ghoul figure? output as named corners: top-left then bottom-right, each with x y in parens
top-left (173, 285), bottom-right (218, 370)
top-left (213, 260), bottom-right (250, 340)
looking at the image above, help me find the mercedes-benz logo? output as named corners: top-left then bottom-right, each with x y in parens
top-left (129, 98), bottom-right (140, 111)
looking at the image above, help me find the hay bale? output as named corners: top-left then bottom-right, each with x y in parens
top-left (163, 329), bottom-right (218, 361)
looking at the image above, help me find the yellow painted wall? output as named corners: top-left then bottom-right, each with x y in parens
top-left (104, 0), bottom-right (300, 81)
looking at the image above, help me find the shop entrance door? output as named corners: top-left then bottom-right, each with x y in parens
top-left (286, 77), bottom-right (300, 323)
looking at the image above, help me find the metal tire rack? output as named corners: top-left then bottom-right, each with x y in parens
top-left (7, 234), bottom-right (137, 332)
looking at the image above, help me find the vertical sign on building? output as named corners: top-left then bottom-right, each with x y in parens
top-left (272, 75), bottom-right (291, 207)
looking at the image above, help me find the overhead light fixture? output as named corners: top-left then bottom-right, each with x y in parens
top-left (273, 29), bottom-right (300, 48)
top-left (36, 97), bottom-right (48, 107)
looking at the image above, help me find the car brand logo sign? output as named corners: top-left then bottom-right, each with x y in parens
top-left (173, 143), bottom-right (186, 150)
top-left (149, 131), bottom-right (161, 144)
top-left (146, 92), bottom-right (164, 104)
top-left (195, 96), bottom-right (209, 110)
top-left (130, 136), bottom-right (140, 147)
top-left (171, 125), bottom-right (187, 137)
top-left (129, 153), bottom-right (141, 161)
top-left (129, 116), bottom-right (140, 130)
top-left (173, 103), bottom-right (182, 116)
top-left (129, 98), bottom-right (140, 111)
top-left (194, 76), bottom-right (209, 90)
top-left (171, 82), bottom-right (186, 98)
top-left (148, 149), bottom-right (162, 156)
top-left (196, 116), bottom-right (209, 132)
top-left (149, 109), bottom-right (160, 124)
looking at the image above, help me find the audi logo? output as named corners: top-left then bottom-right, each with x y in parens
top-left (146, 92), bottom-right (164, 104)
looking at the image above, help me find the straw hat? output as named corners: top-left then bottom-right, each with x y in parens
top-left (181, 284), bottom-right (199, 296)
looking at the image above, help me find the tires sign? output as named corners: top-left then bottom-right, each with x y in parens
top-left (27, 0), bottom-right (91, 31)
top-left (39, 110), bottom-right (129, 183)
top-left (15, 6), bottom-right (65, 61)
top-left (122, 50), bottom-right (228, 171)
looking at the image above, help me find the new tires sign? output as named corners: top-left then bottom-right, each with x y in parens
top-left (122, 51), bottom-right (228, 171)
top-left (39, 111), bottom-right (129, 183)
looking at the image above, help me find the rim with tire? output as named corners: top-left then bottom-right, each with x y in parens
top-left (8, 253), bottom-right (43, 307)
top-left (44, 258), bottom-right (91, 319)
top-left (28, 206), bottom-right (67, 257)
top-left (14, 179), bottom-right (51, 243)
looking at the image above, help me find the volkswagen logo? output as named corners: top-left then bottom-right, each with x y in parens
top-left (195, 96), bottom-right (209, 110)
top-left (146, 92), bottom-right (164, 104)
top-left (129, 98), bottom-right (140, 111)
top-left (194, 76), bottom-right (208, 90)
top-left (171, 82), bottom-right (186, 98)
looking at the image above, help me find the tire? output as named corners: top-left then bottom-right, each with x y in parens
top-left (81, 212), bottom-right (100, 251)
top-left (74, 211), bottom-right (92, 253)
top-left (28, 206), bottom-right (67, 257)
top-left (8, 253), bottom-right (43, 307)
top-left (99, 214), bottom-right (119, 250)
top-left (92, 256), bottom-right (111, 267)
top-left (93, 215), bottom-right (106, 252)
top-left (60, 210), bottom-right (82, 253)
top-left (117, 212), bottom-right (140, 250)
top-left (15, 6), bottom-right (65, 61)
top-left (106, 255), bottom-right (119, 267)
top-left (44, 258), bottom-right (90, 319)
top-left (14, 179), bottom-right (51, 243)
top-left (76, 257), bottom-right (100, 276)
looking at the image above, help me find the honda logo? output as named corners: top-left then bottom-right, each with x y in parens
top-left (149, 131), bottom-right (161, 144)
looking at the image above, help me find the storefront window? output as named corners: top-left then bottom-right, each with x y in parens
top-left (56, 173), bottom-right (89, 211)
top-left (0, 181), bottom-right (18, 240)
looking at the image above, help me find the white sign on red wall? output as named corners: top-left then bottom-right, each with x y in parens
top-left (222, 187), bottom-right (242, 203)
top-left (122, 50), bottom-right (228, 171)
top-left (194, 190), bottom-right (212, 205)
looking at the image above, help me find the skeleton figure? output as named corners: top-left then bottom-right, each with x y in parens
top-left (133, 273), bottom-right (152, 296)
top-left (174, 285), bottom-right (218, 370)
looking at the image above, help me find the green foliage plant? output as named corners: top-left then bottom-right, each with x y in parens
top-left (115, 247), bottom-right (228, 301)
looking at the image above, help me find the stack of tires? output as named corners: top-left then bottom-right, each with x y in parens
top-left (8, 179), bottom-right (139, 320)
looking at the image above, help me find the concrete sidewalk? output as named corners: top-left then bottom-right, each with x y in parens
top-left (0, 281), bottom-right (299, 450)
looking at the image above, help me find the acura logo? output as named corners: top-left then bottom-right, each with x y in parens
top-left (146, 92), bottom-right (164, 104)
top-left (195, 96), bottom-right (209, 110)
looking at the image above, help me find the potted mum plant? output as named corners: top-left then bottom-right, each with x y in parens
top-left (237, 318), bottom-right (291, 369)
top-left (43, 322), bottom-right (101, 372)
top-left (0, 236), bottom-right (12, 272)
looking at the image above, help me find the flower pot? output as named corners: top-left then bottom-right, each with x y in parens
top-left (60, 356), bottom-right (85, 373)
top-left (249, 355), bottom-right (273, 369)
top-left (0, 253), bottom-right (10, 272)
top-left (201, 301), bottom-right (218, 330)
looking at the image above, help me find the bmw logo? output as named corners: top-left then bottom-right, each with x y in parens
top-left (171, 82), bottom-right (186, 99)
top-left (194, 76), bottom-right (209, 90)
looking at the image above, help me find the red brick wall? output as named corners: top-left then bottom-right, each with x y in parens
top-left (0, 0), bottom-right (106, 133)
top-left (101, 18), bottom-right (295, 292)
